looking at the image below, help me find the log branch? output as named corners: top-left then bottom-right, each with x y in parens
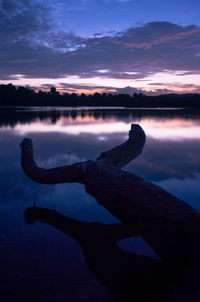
top-left (20, 138), bottom-right (86, 184)
top-left (97, 124), bottom-right (146, 168)
top-left (20, 124), bottom-right (145, 184)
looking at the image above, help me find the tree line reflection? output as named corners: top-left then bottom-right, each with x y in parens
top-left (1, 107), bottom-right (200, 129)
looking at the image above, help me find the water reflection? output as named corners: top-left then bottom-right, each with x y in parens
top-left (19, 121), bottom-right (200, 302)
top-left (1, 107), bottom-right (200, 139)
top-left (24, 207), bottom-right (172, 302)
top-left (1, 107), bottom-right (200, 301)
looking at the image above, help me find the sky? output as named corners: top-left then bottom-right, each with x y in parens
top-left (0, 0), bottom-right (200, 95)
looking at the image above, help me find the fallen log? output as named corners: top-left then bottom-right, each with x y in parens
top-left (20, 124), bottom-right (200, 269)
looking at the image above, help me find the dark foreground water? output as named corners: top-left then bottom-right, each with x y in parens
top-left (0, 107), bottom-right (200, 302)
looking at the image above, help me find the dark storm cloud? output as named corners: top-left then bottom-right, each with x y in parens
top-left (0, 0), bottom-right (200, 81)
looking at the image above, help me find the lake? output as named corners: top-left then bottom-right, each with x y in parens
top-left (1, 107), bottom-right (200, 302)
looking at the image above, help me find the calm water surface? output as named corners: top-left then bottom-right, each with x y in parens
top-left (0, 107), bottom-right (200, 301)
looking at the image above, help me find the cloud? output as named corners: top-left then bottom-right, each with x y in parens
top-left (148, 82), bottom-right (200, 93)
top-left (0, 1), bottom-right (200, 86)
top-left (38, 82), bottom-right (172, 95)
top-left (114, 86), bottom-right (173, 96)
top-left (0, 0), bottom-right (85, 79)
top-left (59, 82), bottom-right (115, 91)
top-left (39, 82), bottom-right (117, 93)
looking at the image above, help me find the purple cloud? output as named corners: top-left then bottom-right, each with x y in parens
top-left (0, 1), bottom-right (200, 83)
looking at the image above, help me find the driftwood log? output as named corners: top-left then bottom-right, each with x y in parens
top-left (20, 124), bottom-right (200, 273)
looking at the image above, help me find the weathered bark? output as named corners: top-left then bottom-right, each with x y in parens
top-left (20, 124), bottom-right (200, 267)
top-left (97, 123), bottom-right (146, 167)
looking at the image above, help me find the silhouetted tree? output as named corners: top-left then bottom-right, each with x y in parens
top-left (0, 83), bottom-right (200, 108)
top-left (50, 87), bottom-right (59, 96)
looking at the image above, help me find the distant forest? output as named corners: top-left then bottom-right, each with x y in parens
top-left (0, 83), bottom-right (200, 108)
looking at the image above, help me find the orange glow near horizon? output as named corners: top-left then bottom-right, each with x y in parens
top-left (54, 88), bottom-right (116, 95)
top-left (1, 70), bottom-right (200, 95)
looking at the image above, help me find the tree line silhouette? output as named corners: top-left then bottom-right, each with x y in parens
top-left (0, 83), bottom-right (200, 108)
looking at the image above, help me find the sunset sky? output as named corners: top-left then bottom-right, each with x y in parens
top-left (1, 0), bottom-right (200, 95)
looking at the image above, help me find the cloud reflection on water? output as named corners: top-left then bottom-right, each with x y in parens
top-left (11, 118), bottom-right (200, 140)
top-left (1, 109), bottom-right (200, 140)
top-left (1, 108), bottom-right (200, 301)
top-left (1, 108), bottom-right (200, 210)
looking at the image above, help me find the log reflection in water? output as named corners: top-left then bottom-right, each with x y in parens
top-left (24, 206), bottom-right (171, 302)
